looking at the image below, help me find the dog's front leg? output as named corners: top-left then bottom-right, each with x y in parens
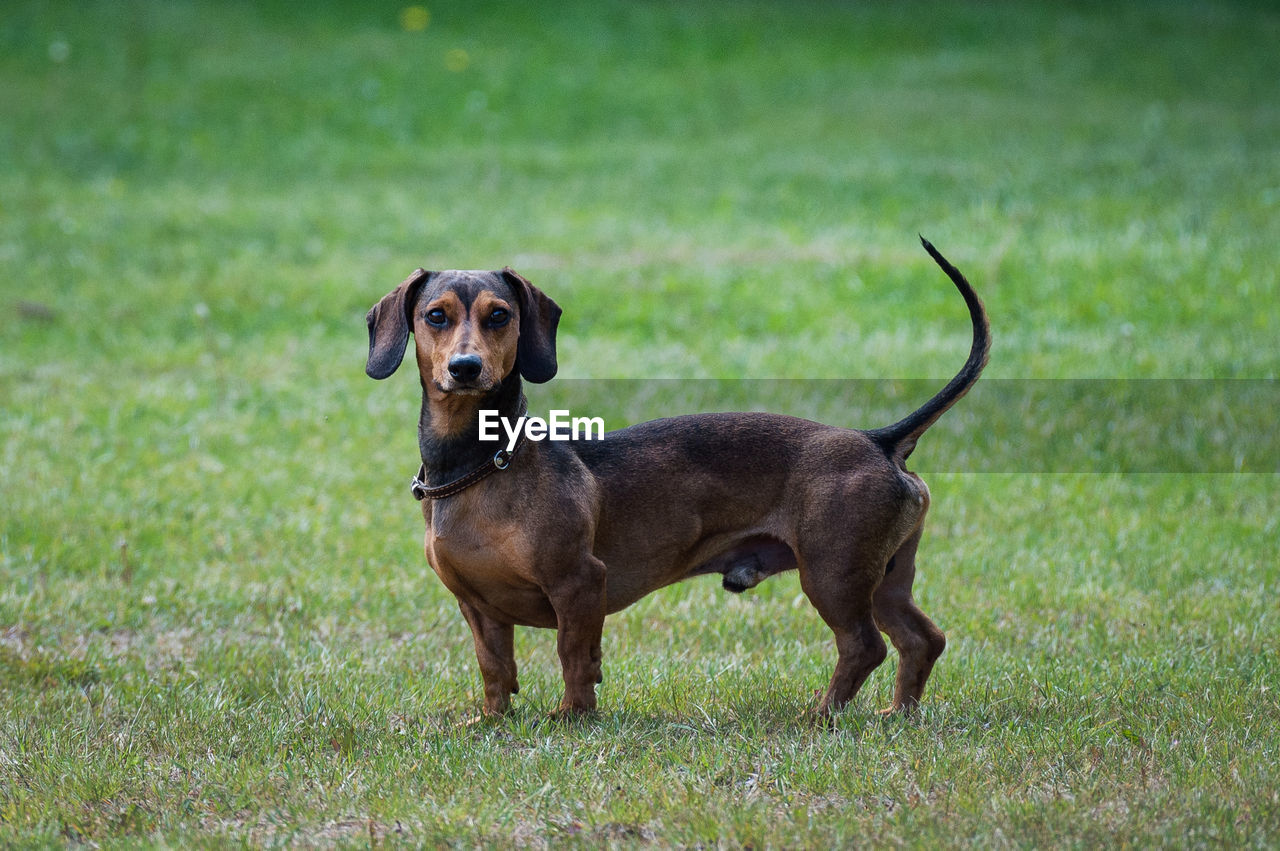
top-left (457, 599), bottom-right (518, 717)
top-left (545, 555), bottom-right (607, 717)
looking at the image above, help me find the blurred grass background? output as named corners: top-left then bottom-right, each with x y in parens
top-left (1, 0), bottom-right (1278, 845)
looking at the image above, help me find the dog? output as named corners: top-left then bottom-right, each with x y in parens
top-left (365, 237), bottom-right (990, 719)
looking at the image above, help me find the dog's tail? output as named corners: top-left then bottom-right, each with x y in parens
top-left (866, 237), bottom-right (991, 462)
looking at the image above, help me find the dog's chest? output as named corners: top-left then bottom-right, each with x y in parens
top-left (423, 510), bottom-right (555, 627)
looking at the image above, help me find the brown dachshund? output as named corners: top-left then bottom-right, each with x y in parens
top-left (365, 237), bottom-right (990, 719)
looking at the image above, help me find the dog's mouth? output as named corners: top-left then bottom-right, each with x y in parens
top-left (434, 378), bottom-right (498, 397)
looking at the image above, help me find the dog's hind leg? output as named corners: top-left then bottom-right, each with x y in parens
top-left (458, 600), bottom-right (519, 717)
top-left (873, 521), bottom-right (947, 714)
top-left (798, 542), bottom-right (889, 718)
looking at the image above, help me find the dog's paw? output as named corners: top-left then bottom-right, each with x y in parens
top-left (548, 703), bottom-right (597, 723)
top-left (807, 707), bottom-right (839, 728)
top-left (877, 699), bottom-right (920, 718)
top-left (456, 713), bottom-right (498, 730)
top-left (807, 694), bottom-right (840, 727)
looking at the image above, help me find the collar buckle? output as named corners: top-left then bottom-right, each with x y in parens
top-left (410, 472), bottom-right (430, 501)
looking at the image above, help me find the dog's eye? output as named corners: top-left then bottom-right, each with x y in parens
top-left (488, 308), bottom-right (510, 327)
top-left (425, 308), bottom-right (447, 326)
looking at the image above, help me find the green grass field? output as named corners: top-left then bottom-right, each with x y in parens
top-left (2, 0), bottom-right (1278, 845)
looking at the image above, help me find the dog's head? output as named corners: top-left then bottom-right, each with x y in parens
top-left (365, 268), bottom-right (561, 393)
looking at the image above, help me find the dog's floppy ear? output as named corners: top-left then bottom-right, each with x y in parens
top-left (502, 267), bottom-right (562, 384)
top-left (365, 268), bottom-right (433, 379)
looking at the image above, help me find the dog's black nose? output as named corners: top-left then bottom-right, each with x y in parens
top-left (447, 354), bottom-right (483, 382)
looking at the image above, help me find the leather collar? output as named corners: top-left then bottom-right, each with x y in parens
top-left (410, 402), bottom-right (528, 501)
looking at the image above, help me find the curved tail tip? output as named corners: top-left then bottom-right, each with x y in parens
top-left (918, 235), bottom-right (958, 272)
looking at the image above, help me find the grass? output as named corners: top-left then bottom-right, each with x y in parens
top-left (2, 0), bottom-right (1278, 845)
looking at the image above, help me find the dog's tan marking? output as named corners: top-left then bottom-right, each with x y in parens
top-left (413, 289), bottom-right (520, 439)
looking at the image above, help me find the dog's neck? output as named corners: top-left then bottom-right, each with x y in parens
top-left (417, 375), bottom-right (525, 486)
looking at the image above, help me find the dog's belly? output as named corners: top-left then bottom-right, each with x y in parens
top-left (598, 527), bottom-right (795, 612)
top-left (692, 535), bottom-right (798, 592)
